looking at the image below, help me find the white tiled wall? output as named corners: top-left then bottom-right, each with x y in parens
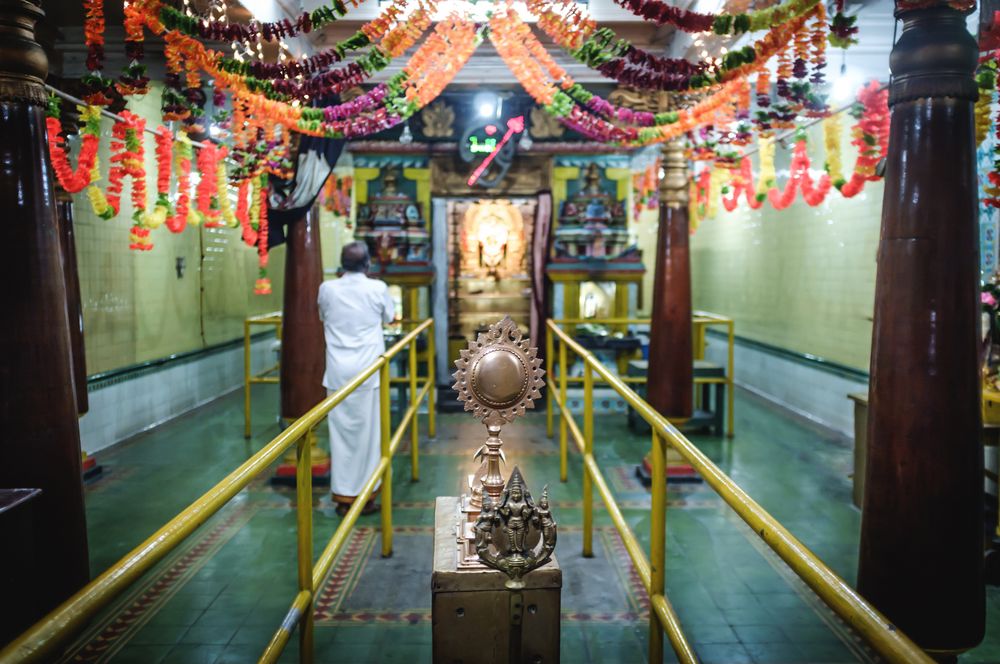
top-left (703, 335), bottom-right (868, 437)
top-left (80, 335), bottom-right (278, 454)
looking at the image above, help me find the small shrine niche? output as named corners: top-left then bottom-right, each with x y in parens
top-left (554, 162), bottom-right (630, 260)
top-left (354, 165), bottom-right (431, 273)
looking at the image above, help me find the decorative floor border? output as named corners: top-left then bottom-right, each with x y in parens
top-left (60, 503), bottom-right (259, 663)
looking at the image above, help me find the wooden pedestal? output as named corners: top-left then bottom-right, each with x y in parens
top-left (432, 497), bottom-right (562, 664)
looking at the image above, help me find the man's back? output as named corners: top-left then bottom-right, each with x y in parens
top-left (317, 271), bottom-right (394, 390)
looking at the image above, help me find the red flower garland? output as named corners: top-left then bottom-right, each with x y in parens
top-left (46, 105), bottom-right (101, 194)
top-left (237, 178), bottom-right (256, 245)
top-left (153, 125), bottom-right (173, 217)
top-left (766, 139), bottom-right (831, 209)
top-left (195, 143), bottom-right (226, 227)
top-left (721, 157), bottom-right (764, 211)
top-left (839, 81), bottom-right (889, 198)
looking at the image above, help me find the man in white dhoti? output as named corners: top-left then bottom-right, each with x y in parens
top-left (318, 242), bottom-right (395, 516)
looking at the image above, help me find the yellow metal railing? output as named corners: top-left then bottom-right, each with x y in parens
top-left (244, 311), bottom-right (283, 438)
top-left (545, 312), bottom-right (736, 438)
top-left (1, 319), bottom-right (436, 664)
top-left (545, 318), bottom-right (933, 664)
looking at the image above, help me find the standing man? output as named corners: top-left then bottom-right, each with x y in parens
top-left (318, 241), bottom-right (395, 516)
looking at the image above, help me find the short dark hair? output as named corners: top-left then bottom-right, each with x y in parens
top-left (341, 241), bottom-right (370, 273)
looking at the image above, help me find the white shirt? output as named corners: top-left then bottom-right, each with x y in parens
top-left (317, 271), bottom-right (395, 391)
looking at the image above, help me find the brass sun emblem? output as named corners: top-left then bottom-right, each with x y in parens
top-left (452, 316), bottom-right (545, 426)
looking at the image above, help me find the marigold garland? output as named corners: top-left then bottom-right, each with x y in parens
top-left (254, 174), bottom-right (272, 295)
top-left (767, 137), bottom-right (831, 209)
top-left (46, 98), bottom-right (101, 194)
top-left (721, 157), bottom-right (764, 211)
top-left (823, 113), bottom-right (844, 187)
top-left (195, 143), bottom-right (226, 227)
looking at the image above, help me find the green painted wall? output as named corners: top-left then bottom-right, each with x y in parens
top-left (71, 84), bottom-right (286, 374)
top-left (689, 123), bottom-right (882, 372)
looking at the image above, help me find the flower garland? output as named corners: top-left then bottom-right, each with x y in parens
top-left (766, 137), bottom-right (831, 209)
top-left (195, 142), bottom-right (227, 227)
top-left (976, 58), bottom-right (996, 147)
top-left (83, 0), bottom-right (105, 73)
top-left (823, 112), bottom-right (844, 187)
top-left (148, 125), bottom-right (173, 230)
top-left (607, 0), bottom-right (822, 36)
top-left (118, 0), bottom-right (150, 96)
top-left (721, 157), bottom-right (764, 211)
top-left (86, 111), bottom-right (150, 249)
top-left (838, 80), bottom-right (889, 198)
top-left (254, 174), bottom-right (272, 295)
top-left (45, 97), bottom-right (101, 194)
top-left (756, 134), bottom-right (776, 200)
top-left (166, 135), bottom-right (194, 233)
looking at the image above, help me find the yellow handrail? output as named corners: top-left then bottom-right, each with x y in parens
top-left (545, 319), bottom-right (932, 664)
top-left (1, 318), bottom-right (435, 664)
top-left (545, 313), bottom-right (735, 437)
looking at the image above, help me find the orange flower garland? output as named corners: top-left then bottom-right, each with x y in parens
top-left (254, 175), bottom-right (271, 295)
top-left (46, 102), bottom-right (101, 194)
top-left (195, 143), bottom-right (227, 227)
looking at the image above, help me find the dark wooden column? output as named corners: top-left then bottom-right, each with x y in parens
top-left (56, 193), bottom-right (88, 415)
top-left (858, 4), bottom-right (984, 655)
top-left (0, 0), bottom-right (90, 628)
top-left (280, 205), bottom-right (326, 420)
top-left (646, 138), bottom-right (693, 421)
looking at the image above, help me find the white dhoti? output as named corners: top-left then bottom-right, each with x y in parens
top-left (317, 270), bottom-right (395, 505)
top-left (327, 385), bottom-right (382, 502)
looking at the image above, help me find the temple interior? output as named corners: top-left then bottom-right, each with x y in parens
top-left (4, 0), bottom-right (1000, 662)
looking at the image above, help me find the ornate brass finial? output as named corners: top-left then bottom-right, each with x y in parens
top-left (452, 316), bottom-right (544, 508)
top-left (473, 467), bottom-right (557, 588)
top-left (659, 138), bottom-right (689, 208)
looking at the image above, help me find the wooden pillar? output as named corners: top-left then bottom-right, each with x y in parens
top-left (0, 0), bottom-right (90, 627)
top-left (56, 193), bottom-right (88, 415)
top-left (280, 205), bottom-right (326, 419)
top-left (276, 205), bottom-right (329, 480)
top-left (858, 4), bottom-right (984, 655)
top-left (646, 138), bottom-right (692, 421)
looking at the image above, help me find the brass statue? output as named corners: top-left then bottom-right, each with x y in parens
top-left (474, 467), bottom-right (557, 588)
top-left (452, 316), bottom-right (544, 508)
top-left (420, 99), bottom-right (455, 138)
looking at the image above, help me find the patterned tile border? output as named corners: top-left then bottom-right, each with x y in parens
top-left (60, 503), bottom-right (259, 663)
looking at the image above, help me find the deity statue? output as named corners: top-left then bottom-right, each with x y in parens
top-left (472, 467), bottom-right (557, 588)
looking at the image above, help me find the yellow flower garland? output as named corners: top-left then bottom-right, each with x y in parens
top-left (823, 114), bottom-right (844, 187)
top-left (217, 162), bottom-right (238, 228)
top-left (976, 87), bottom-right (993, 147)
top-left (756, 135), bottom-right (776, 200)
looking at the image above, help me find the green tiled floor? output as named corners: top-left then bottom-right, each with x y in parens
top-left (65, 385), bottom-right (1000, 663)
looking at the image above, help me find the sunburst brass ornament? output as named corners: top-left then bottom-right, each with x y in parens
top-left (452, 316), bottom-right (545, 509)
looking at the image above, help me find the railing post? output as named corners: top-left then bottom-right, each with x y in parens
top-left (649, 429), bottom-right (667, 663)
top-left (295, 433), bottom-right (314, 664)
top-left (558, 335), bottom-right (568, 483)
top-left (546, 329), bottom-right (554, 438)
top-left (727, 320), bottom-right (735, 437)
top-left (409, 337), bottom-right (419, 481)
top-left (427, 323), bottom-right (437, 439)
top-left (379, 361), bottom-right (393, 557)
top-left (244, 320), bottom-right (252, 439)
top-left (583, 362), bottom-right (594, 558)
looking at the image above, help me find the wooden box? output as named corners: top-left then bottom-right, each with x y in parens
top-left (432, 496), bottom-right (562, 664)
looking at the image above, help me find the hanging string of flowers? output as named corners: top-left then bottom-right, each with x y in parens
top-left (118, 0), bottom-right (150, 96)
top-left (195, 142), bottom-right (228, 227)
top-left (823, 113), bottom-right (844, 187)
top-left (46, 97), bottom-right (101, 194)
top-left (766, 136), bottom-right (831, 209)
top-left (838, 80), bottom-right (889, 198)
top-left (607, 0), bottom-right (822, 36)
top-left (721, 157), bottom-right (764, 211)
top-left (169, 0), bottom-right (363, 43)
top-left (149, 125), bottom-right (172, 229)
top-left (166, 135), bottom-right (194, 233)
top-left (977, 56), bottom-right (996, 147)
top-left (254, 174), bottom-right (272, 295)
